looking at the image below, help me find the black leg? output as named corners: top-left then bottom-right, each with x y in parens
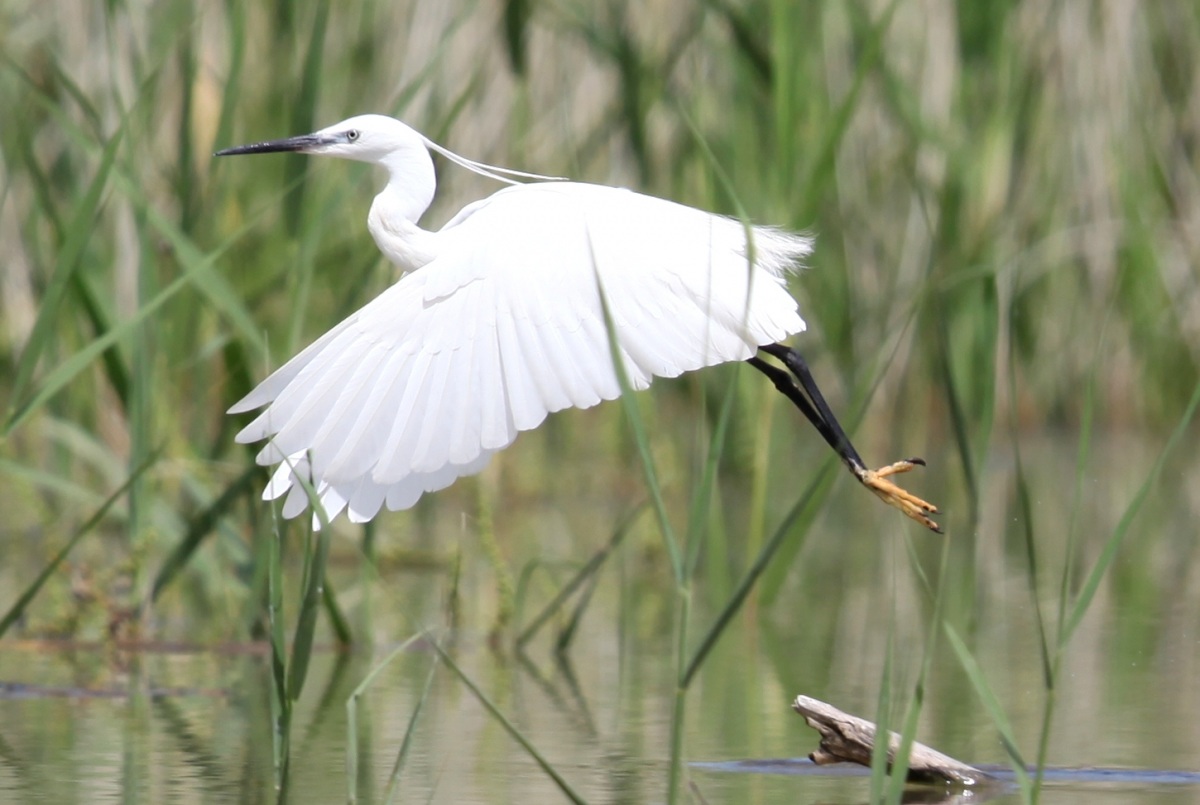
top-left (747, 342), bottom-right (941, 533)
top-left (746, 357), bottom-right (840, 453)
top-left (748, 345), bottom-right (866, 474)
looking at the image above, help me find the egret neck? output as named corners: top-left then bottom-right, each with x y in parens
top-left (368, 141), bottom-right (438, 272)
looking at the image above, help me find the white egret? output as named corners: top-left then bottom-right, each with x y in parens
top-left (216, 115), bottom-right (939, 532)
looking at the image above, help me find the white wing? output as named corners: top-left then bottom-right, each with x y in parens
top-left (230, 183), bottom-right (811, 525)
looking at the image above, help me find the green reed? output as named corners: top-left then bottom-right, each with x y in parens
top-left (2, 1), bottom-right (1198, 802)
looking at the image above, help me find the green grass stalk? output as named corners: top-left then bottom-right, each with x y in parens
top-left (433, 639), bottom-right (589, 805)
top-left (0, 453), bottom-right (158, 637)
top-left (346, 633), bottom-right (426, 804)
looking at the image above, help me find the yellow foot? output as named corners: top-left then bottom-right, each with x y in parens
top-left (859, 458), bottom-right (941, 533)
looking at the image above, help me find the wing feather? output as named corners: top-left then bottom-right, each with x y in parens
top-left (374, 349), bottom-right (434, 480)
top-left (407, 339), bottom-right (456, 472)
top-left (303, 341), bottom-right (392, 472)
top-left (347, 477), bottom-right (388, 523)
top-left (322, 347), bottom-right (418, 481)
top-left (532, 296), bottom-right (601, 409)
top-left (475, 321), bottom-right (516, 451)
top-left (512, 283), bottom-right (573, 412)
top-left (228, 317), bottom-right (359, 415)
top-left (495, 296), bottom-right (549, 433)
top-left (442, 303), bottom-right (483, 464)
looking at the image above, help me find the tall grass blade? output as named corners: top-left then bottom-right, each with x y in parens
top-left (21, 88), bottom-right (269, 351)
top-left (382, 652), bottom-right (439, 805)
top-left (214, 0), bottom-right (247, 155)
top-left (40, 55), bottom-right (104, 133)
top-left (682, 354), bottom-right (740, 579)
top-left (934, 307), bottom-right (980, 525)
top-left (756, 461), bottom-right (837, 605)
top-left (148, 467), bottom-right (260, 603)
top-left (667, 585), bottom-right (693, 805)
top-left (4, 272), bottom-right (190, 435)
top-left (287, 511), bottom-right (335, 701)
top-left (1058, 357), bottom-right (1098, 637)
top-left (681, 460), bottom-right (830, 687)
top-left (262, 451), bottom-right (346, 741)
top-left (797, 0), bottom-right (899, 223)
top-left (2, 93), bottom-right (271, 434)
top-left (554, 570), bottom-right (600, 655)
top-left (300, 651), bottom-right (353, 752)
top-left (706, 0), bottom-right (771, 86)
top-left (1061, 376), bottom-right (1200, 645)
top-left (266, 510), bottom-right (290, 793)
top-left (502, 0), bottom-right (531, 76)
top-left (432, 640), bottom-right (589, 805)
top-left (884, 534), bottom-right (952, 803)
top-left (72, 272), bottom-right (131, 412)
top-left (283, 4), bottom-right (329, 234)
top-left (1014, 452), bottom-right (1052, 687)
top-left (346, 634), bottom-right (425, 804)
top-left (10, 122), bottom-right (131, 409)
top-left (868, 632), bottom-right (894, 802)
top-left (137, 203), bottom-right (267, 353)
top-left (322, 583), bottom-right (352, 646)
top-left (592, 249), bottom-right (690, 804)
top-left (0, 452), bottom-right (158, 638)
top-left (175, 34), bottom-right (198, 232)
top-left (591, 249), bottom-right (681, 583)
top-left (6, 125), bottom-right (124, 426)
top-left (0, 458), bottom-right (103, 507)
top-left (944, 625), bottom-right (1032, 793)
top-left (127, 200), bottom-right (157, 604)
top-left (516, 503), bottom-right (646, 647)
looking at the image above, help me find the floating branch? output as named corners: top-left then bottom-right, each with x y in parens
top-left (792, 695), bottom-right (994, 787)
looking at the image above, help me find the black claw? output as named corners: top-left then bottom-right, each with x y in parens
top-left (908, 457), bottom-right (926, 466)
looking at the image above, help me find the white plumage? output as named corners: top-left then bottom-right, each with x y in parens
top-left (219, 115), bottom-right (811, 526)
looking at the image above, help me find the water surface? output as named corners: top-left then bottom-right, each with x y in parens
top-left (1, 433), bottom-right (1197, 803)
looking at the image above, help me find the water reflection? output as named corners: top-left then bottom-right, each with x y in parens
top-left (1, 434), bottom-right (1199, 803)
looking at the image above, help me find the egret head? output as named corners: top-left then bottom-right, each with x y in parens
top-left (215, 114), bottom-right (426, 165)
top-left (216, 114), bottom-right (563, 225)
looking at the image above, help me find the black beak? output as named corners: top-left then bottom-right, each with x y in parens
top-left (215, 133), bottom-right (331, 157)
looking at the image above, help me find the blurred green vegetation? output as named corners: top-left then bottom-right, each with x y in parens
top-left (1, 8), bottom-right (1198, 786)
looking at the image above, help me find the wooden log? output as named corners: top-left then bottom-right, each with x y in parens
top-left (792, 695), bottom-right (993, 787)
